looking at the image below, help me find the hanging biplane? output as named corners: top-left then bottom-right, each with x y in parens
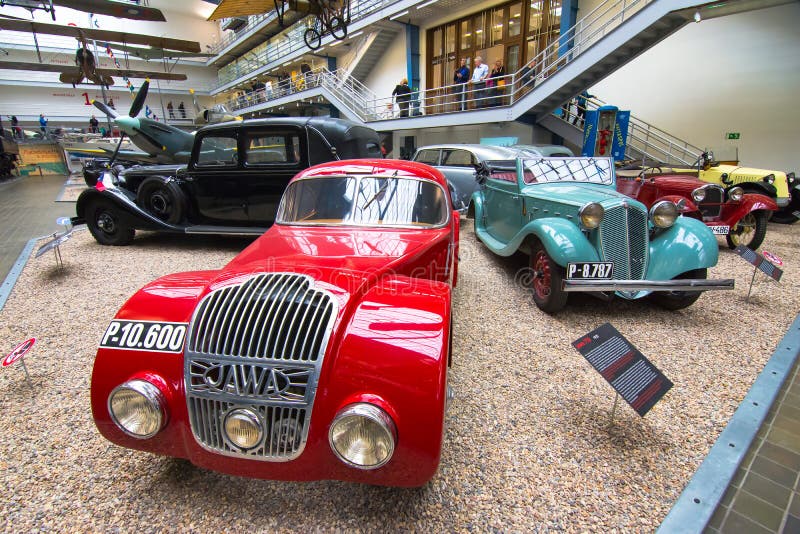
top-left (0, 0), bottom-right (166, 22)
top-left (206, 0), bottom-right (351, 51)
top-left (0, 18), bottom-right (204, 86)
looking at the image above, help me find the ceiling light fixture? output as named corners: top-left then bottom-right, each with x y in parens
top-left (389, 10), bottom-right (409, 20)
top-left (416, 0), bottom-right (439, 9)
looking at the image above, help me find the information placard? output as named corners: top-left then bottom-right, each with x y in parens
top-left (572, 323), bottom-right (672, 417)
top-left (735, 245), bottom-right (783, 282)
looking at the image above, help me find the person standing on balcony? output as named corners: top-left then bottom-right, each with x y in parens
top-left (489, 59), bottom-right (505, 106)
top-left (167, 101), bottom-right (175, 119)
top-left (573, 90), bottom-right (595, 127)
top-left (10, 115), bottom-right (21, 139)
top-left (89, 115), bottom-right (99, 133)
top-left (470, 56), bottom-right (489, 109)
top-left (39, 114), bottom-right (48, 138)
top-left (392, 78), bottom-right (412, 118)
top-left (453, 58), bottom-right (470, 112)
top-left (178, 101), bottom-right (186, 119)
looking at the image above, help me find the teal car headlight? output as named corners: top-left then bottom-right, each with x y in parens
top-left (728, 186), bottom-right (744, 202)
top-left (650, 201), bottom-right (679, 228)
top-left (763, 173), bottom-right (775, 184)
top-left (579, 202), bottom-right (604, 229)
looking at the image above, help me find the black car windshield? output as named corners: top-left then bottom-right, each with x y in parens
top-left (277, 176), bottom-right (448, 227)
top-left (522, 157), bottom-right (614, 185)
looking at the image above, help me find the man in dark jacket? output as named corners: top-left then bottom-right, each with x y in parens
top-left (453, 58), bottom-right (470, 111)
top-left (392, 78), bottom-right (413, 118)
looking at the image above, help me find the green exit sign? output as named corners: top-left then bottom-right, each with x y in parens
top-left (726, 132), bottom-right (741, 140)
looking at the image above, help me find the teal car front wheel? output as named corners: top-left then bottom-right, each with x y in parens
top-left (530, 242), bottom-right (568, 314)
top-left (649, 268), bottom-right (707, 311)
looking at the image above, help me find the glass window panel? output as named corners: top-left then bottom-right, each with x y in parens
top-left (508, 2), bottom-right (522, 37)
top-left (445, 24), bottom-right (456, 54)
top-left (444, 56), bottom-right (455, 87)
top-left (433, 29), bottom-right (443, 57)
top-left (507, 44), bottom-right (520, 72)
top-left (548, 0), bottom-right (562, 29)
top-left (433, 62), bottom-right (442, 89)
top-left (413, 149), bottom-right (440, 165)
top-left (197, 135), bottom-right (237, 166)
top-left (491, 8), bottom-right (504, 45)
top-left (460, 20), bottom-right (471, 50)
top-left (246, 134), bottom-right (300, 164)
top-left (529, 0), bottom-right (543, 32)
top-left (473, 13), bottom-right (486, 49)
top-left (526, 39), bottom-right (539, 64)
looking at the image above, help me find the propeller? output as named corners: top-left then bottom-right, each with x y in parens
top-left (90, 79), bottom-right (150, 170)
top-left (129, 79), bottom-right (150, 118)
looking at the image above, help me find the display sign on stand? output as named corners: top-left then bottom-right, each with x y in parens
top-left (3, 337), bottom-right (36, 390)
top-left (572, 323), bottom-right (672, 423)
top-left (735, 246), bottom-right (783, 301)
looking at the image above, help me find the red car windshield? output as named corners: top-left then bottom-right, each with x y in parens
top-left (277, 176), bottom-right (449, 227)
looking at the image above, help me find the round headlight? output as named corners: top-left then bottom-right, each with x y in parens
top-left (579, 202), bottom-right (604, 229)
top-left (763, 173), bottom-right (775, 184)
top-left (329, 403), bottom-right (396, 469)
top-left (728, 186), bottom-right (744, 202)
top-left (224, 408), bottom-right (263, 450)
top-left (650, 200), bottom-right (679, 228)
top-left (691, 187), bottom-right (706, 203)
top-left (108, 379), bottom-right (166, 439)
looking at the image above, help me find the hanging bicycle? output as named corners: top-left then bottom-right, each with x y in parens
top-left (302, 0), bottom-right (350, 50)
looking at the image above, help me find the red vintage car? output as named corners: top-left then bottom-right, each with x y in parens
top-left (90, 159), bottom-right (459, 487)
top-left (616, 172), bottom-right (777, 250)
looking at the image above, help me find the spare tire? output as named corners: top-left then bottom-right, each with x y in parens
top-left (136, 177), bottom-right (186, 224)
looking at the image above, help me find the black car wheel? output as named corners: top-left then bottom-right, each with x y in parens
top-left (726, 211), bottom-right (768, 250)
top-left (87, 199), bottom-right (135, 246)
top-left (649, 268), bottom-right (707, 311)
top-left (530, 241), bottom-right (568, 313)
top-left (136, 177), bottom-right (186, 225)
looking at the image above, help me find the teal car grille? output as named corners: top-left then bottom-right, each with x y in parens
top-left (598, 205), bottom-right (648, 280)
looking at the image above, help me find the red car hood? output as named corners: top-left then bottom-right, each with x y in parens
top-left (211, 223), bottom-right (451, 296)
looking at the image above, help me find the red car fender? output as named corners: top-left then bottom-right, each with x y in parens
top-left (315, 274), bottom-right (452, 485)
top-left (451, 212), bottom-right (460, 287)
top-left (719, 193), bottom-right (778, 225)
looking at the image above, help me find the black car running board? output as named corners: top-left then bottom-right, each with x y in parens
top-left (185, 225), bottom-right (267, 236)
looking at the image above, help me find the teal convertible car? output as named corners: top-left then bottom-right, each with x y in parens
top-left (470, 157), bottom-right (735, 313)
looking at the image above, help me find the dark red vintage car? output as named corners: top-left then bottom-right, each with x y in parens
top-left (617, 173), bottom-right (777, 250)
top-left (90, 159), bottom-right (459, 487)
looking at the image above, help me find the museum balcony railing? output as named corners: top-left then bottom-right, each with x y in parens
top-left (217, 0), bottom-right (659, 115)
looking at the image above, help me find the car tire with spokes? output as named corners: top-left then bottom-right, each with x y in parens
top-left (726, 210), bottom-right (768, 250)
top-left (87, 198), bottom-right (135, 246)
top-left (649, 268), bottom-right (707, 311)
top-left (530, 241), bottom-right (568, 313)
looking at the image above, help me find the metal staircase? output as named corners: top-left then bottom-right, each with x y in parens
top-left (223, 0), bottom-right (791, 133)
top-left (539, 97), bottom-right (705, 166)
top-left (349, 26), bottom-right (402, 83)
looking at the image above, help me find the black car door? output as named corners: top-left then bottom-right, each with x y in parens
top-left (241, 127), bottom-right (306, 223)
top-left (187, 129), bottom-right (247, 223)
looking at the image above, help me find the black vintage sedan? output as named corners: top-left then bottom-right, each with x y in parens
top-left (72, 117), bottom-right (382, 245)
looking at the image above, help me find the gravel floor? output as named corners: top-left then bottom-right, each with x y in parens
top-left (0, 220), bottom-right (798, 531)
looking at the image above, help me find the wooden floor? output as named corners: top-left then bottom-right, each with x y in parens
top-left (0, 174), bottom-right (75, 282)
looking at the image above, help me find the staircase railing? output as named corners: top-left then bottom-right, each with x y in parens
top-left (553, 95), bottom-right (703, 165)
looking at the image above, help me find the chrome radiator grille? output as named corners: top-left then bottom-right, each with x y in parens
top-left (598, 204), bottom-right (649, 281)
top-left (185, 273), bottom-right (337, 461)
top-left (699, 185), bottom-right (724, 219)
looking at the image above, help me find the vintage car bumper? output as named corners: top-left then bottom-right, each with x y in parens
top-left (562, 278), bottom-right (735, 292)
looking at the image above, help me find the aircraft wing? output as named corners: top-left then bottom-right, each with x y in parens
top-left (207, 0), bottom-right (273, 20)
top-left (0, 19), bottom-right (201, 53)
top-left (107, 43), bottom-right (215, 61)
top-left (53, 0), bottom-right (167, 21)
top-left (0, 61), bottom-right (187, 81)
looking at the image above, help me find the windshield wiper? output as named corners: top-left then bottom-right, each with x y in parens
top-left (361, 179), bottom-right (390, 210)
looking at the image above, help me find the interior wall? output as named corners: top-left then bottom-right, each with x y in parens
top-left (589, 3), bottom-right (800, 172)
top-left (363, 30), bottom-right (408, 103)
